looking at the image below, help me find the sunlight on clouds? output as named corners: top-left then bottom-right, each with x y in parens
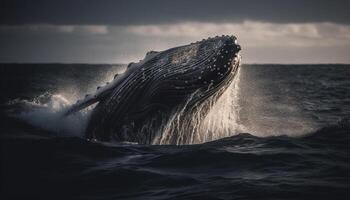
top-left (126, 21), bottom-right (350, 48)
top-left (1, 21), bottom-right (350, 63)
top-left (57, 25), bottom-right (75, 33)
top-left (55, 25), bottom-right (109, 35)
top-left (83, 25), bottom-right (109, 34)
top-left (2, 22), bottom-right (349, 47)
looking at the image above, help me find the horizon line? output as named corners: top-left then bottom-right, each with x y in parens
top-left (1, 62), bottom-right (350, 66)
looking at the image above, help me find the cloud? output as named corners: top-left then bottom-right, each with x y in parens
top-left (1, 21), bottom-right (350, 63)
top-left (0, 24), bottom-right (109, 35)
top-left (1, 0), bottom-right (350, 25)
top-left (81, 26), bottom-right (109, 34)
top-left (126, 21), bottom-right (350, 47)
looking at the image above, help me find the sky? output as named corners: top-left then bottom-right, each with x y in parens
top-left (1, 0), bottom-right (350, 64)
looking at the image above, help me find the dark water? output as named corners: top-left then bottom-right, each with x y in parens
top-left (1, 64), bottom-right (350, 200)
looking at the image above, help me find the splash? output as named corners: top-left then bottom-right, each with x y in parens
top-left (7, 92), bottom-right (89, 136)
top-left (7, 64), bottom-right (318, 144)
top-left (200, 67), bottom-right (244, 141)
top-left (153, 64), bottom-right (318, 145)
top-left (155, 68), bottom-right (243, 145)
top-left (5, 65), bottom-right (127, 138)
top-left (7, 65), bottom-right (127, 137)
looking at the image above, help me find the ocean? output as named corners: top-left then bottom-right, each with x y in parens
top-left (1, 63), bottom-right (350, 199)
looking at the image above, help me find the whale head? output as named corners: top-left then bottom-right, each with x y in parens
top-left (135, 35), bottom-right (242, 107)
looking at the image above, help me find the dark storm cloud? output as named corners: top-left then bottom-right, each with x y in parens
top-left (1, 0), bottom-right (350, 25)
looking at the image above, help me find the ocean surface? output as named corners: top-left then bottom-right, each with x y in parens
top-left (1, 63), bottom-right (350, 199)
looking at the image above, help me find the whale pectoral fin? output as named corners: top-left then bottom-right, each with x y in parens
top-left (62, 86), bottom-right (114, 117)
top-left (62, 96), bottom-right (100, 116)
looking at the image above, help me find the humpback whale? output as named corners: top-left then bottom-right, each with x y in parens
top-left (63, 35), bottom-right (241, 144)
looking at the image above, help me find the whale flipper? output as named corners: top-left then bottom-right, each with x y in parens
top-left (63, 80), bottom-right (122, 116)
top-left (62, 95), bottom-right (101, 116)
top-left (62, 51), bottom-right (161, 117)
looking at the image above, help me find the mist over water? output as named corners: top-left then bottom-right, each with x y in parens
top-left (238, 65), bottom-right (319, 137)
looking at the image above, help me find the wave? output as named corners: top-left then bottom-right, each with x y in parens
top-left (5, 92), bottom-right (90, 137)
top-left (1, 120), bottom-right (349, 177)
top-left (2, 65), bottom-right (126, 138)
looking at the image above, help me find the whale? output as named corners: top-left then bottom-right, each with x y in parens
top-left (63, 35), bottom-right (241, 144)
